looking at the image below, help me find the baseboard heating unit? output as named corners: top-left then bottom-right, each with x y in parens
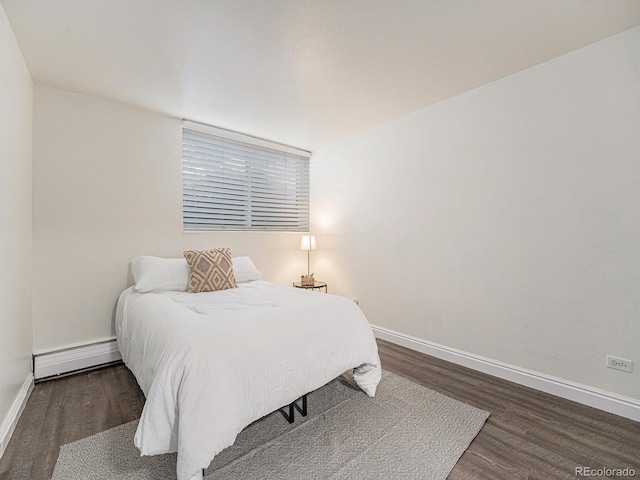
top-left (33, 337), bottom-right (122, 381)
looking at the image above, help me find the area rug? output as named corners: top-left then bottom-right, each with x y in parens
top-left (52, 370), bottom-right (489, 480)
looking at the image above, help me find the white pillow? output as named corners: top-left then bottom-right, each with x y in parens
top-left (132, 256), bottom-right (190, 293)
top-left (232, 256), bottom-right (263, 283)
top-left (132, 255), bottom-right (262, 292)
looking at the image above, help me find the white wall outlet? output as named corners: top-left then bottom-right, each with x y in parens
top-left (606, 356), bottom-right (633, 373)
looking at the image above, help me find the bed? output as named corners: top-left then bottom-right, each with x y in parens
top-left (115, 255), bottom-right (381, 480)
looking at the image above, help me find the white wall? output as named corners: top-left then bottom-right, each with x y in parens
top-left (0, 4), bottom-right (33, 423)
top-left (32, 85), bottom-right (307, 350)
top-left (312, 27), bottom-right (640, 400)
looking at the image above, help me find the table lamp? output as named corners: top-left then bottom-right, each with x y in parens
top-left (300, 235), bottom-right (316, 277)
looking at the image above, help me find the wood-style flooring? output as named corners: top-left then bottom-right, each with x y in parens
top-left (0, 339), bottom-right (638, 479)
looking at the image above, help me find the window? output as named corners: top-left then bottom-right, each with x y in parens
top-left (182, 121), bottom-right (311, 231)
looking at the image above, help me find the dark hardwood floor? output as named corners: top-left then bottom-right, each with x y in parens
top-left (0, 364), bottom-right (145, 480)
top-left (1, 339), bottom-right (638, 479)
top-left (378, 340), bottom-right (639, 480)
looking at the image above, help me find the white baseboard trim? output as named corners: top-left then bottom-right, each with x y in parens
top-left (0, 373), bottom-right (34, 459)
top-left (33, 337), bottom-right (122, 380)
top-left (372, 325), bottom-right (640, 422)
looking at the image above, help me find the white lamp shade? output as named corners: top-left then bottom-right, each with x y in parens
top-left (300, 235), bottom-right (317, 251)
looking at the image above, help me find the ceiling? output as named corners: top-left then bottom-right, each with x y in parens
top-left (3, 0), bottom-right (640, 150)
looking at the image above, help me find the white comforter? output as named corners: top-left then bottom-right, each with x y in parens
top-left (116, 281), bottom-right (381, 480)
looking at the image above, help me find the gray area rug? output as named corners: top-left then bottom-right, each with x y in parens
top-left (52, 370), bottom-right (489, 479)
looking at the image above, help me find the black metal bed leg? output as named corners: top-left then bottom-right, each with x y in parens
top-left (279, 394), bottom-right (308, 423)
top-left (295, 394), bottom-right (307, 417)
top-left (280, 401), bottom-right (295, 424)
top-left (287, 401), bottom-right (295, 423)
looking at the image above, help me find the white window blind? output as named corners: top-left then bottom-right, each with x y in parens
top-left (182, 121), bottom-right (311, 231)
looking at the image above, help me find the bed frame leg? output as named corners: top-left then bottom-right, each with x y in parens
top-left (280, 401), bottom-right (295, 424)
top-left (279, 394), bottom-right (308, 423)
top-left (296, 393), bottom-right (308, 417)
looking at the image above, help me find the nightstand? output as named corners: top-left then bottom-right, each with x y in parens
top-left (293, 281), bottom-right (328, 293)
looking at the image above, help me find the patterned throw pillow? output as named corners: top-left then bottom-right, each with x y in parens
top-left (183, 248), bottom-right (238, 293)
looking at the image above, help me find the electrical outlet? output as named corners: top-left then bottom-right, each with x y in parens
top-left (606, 356), bottom-right (633, 373)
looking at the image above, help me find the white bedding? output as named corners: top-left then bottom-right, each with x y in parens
top-left (115, 280), bottom-right (381, 480)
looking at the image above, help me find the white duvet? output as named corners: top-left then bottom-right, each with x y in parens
top-left (115, 280), bottom-right (381, 480)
